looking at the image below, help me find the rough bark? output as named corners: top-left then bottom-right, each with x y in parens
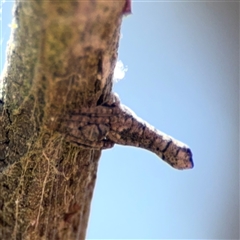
top-left (0, 1), bottom-right (126, 239)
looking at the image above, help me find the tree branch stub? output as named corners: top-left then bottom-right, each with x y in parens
top-left (0, 1), bottom-right (193, 239)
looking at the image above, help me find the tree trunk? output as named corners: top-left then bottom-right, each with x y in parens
top-left (0, 1), bottom-right (126, 239)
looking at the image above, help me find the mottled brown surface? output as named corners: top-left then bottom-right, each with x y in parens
top-left (0, 1), bottom-right (125, 239)
top-left (59, 93), bottom-right (193, 170)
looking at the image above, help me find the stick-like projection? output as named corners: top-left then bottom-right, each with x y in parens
top-left (59, 93), bottom-right (193, 170)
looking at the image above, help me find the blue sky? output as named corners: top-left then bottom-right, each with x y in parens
top-left (1, 2), bottom-right (239, 239)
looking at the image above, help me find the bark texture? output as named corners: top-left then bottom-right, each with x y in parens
top-left (0, 1), bottom-right (125, 239)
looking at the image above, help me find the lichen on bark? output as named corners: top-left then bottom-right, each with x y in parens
top-left (0, 1), bottom-right (125, 239)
